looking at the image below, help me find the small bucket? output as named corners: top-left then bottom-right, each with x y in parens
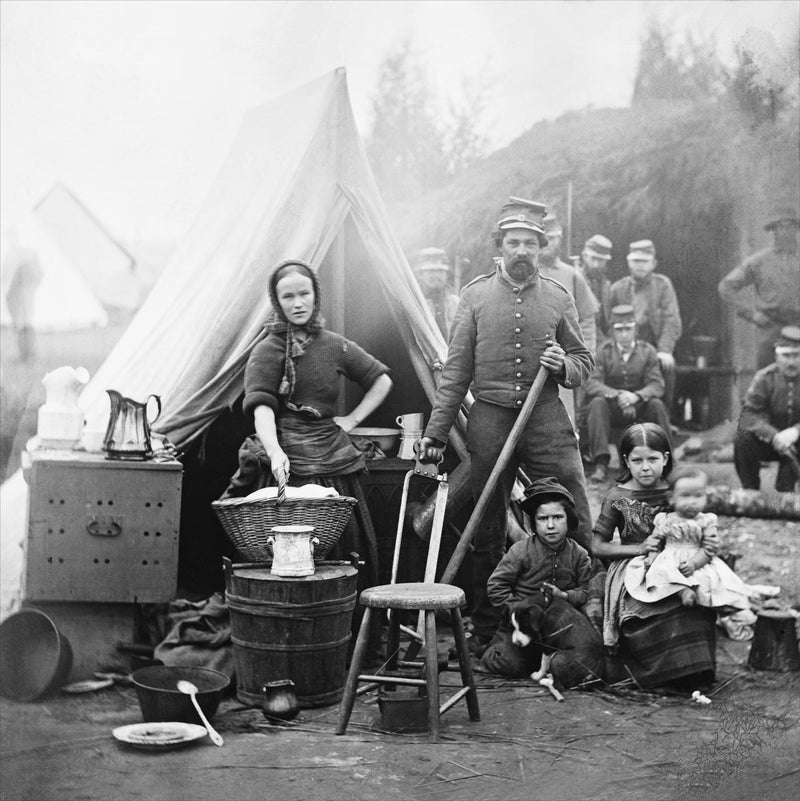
top-left (378, 687), bottom-right (429, 732)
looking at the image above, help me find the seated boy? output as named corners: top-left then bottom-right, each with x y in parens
top-left (477, 477), bottom-right (594, 678)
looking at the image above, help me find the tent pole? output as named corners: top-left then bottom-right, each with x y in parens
top-left (334, 231), bottom-right (347, 415)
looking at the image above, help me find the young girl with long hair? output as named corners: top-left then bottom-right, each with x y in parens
top-left (591, 423), bottom-right (719, 688)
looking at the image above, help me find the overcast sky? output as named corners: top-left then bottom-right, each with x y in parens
top-left (1, 0), bottom-right (797, 247)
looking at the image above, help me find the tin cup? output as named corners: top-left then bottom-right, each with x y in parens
top-left (396, 413), bottom-right (424, 431)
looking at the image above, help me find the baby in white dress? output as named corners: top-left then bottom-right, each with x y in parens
top-left (625, 467), bottom-right (753, 610)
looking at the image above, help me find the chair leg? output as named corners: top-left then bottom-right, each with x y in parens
top-left (336, 606), bottom-right (372, 735)
top-left (451, 606), bottom-right (480, 721)
top-left (424, 610), bottom-right (440, 742)
top-left (386, 610), bottom-right (401, 671)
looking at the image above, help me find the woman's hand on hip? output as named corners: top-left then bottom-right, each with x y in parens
top-left (333, 414), bottom-right (358, 433)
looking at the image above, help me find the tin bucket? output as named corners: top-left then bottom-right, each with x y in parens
top-left (378, 686), bottom-right (429, 732)
top-left (223, 558), bottom-right (358, 708)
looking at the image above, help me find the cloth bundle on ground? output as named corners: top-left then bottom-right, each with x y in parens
top-left (154, 593), bottom-right (234, 680)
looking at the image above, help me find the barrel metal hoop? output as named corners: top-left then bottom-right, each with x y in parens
top-left (231, 633), bottom-right (351, 652)
top-left (226, 592), bottom-right (356, 617)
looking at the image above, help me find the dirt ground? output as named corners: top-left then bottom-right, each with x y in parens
top-left (2, 334), bottom-right (799, 800)
top-left (1, 626), bottom-right (798, 801)
top-left (2, 479), bottom-right (799, 801)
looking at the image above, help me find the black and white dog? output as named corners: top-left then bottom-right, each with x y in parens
top-left (510, 593), bottom-right (605, 689)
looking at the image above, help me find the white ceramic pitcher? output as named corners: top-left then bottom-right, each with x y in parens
top-left (37, 365), bottom-right (90, 447)
top-left (267, 525), bottom-right (320, 577)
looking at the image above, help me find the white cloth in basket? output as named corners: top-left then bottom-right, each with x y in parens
top-left (244, 484), bottom-right (340, 501)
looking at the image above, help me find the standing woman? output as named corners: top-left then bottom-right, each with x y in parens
top-left (223, 259), bottom-right (392, 583)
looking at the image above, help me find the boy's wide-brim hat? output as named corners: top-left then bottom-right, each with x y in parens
top-left (775, 325), bottom-right (800, 350)
top-left (584, 234), bottom-right (612, 260)
top-left (496, 196), bottom-right (548, 240)
top-left (520, 476), bottom-right (575, 516)
top-left (610, 304), bottom-right (636, 326)
top-left (764, 206), bottom-right (800, 231)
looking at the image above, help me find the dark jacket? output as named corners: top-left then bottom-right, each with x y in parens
top-left (487, 535), bottom-right (592, 610)
top-left (738, 363), bottom-right (800, 442)
top-left (584, 340), bottom-right (665, 402)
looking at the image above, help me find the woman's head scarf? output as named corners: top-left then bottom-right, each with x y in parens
top-left (265, 260), bottom-right (325, 413)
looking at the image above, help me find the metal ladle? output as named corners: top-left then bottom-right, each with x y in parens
top-left (176, 680), bottom-right (224, 746)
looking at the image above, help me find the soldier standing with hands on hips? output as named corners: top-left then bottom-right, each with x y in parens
top-left (417, 197), bottom-right (594, 656)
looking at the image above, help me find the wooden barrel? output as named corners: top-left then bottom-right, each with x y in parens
top-left (223, 559), bottom-right (358, 708)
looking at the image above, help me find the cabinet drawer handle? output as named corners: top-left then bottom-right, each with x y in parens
top-left (87, 517), bottom-right (122, 537)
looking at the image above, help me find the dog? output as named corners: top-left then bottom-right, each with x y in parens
top-left (509, 592), bottom-right (605, 689)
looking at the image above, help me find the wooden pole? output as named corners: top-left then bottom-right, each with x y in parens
top-left (565, 181), bottom-right (573, 261)
top-left (440, 364), bottom-right (550, 584)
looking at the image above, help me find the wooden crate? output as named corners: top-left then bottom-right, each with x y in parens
top-left (24, 450), bottom-right (182, 603)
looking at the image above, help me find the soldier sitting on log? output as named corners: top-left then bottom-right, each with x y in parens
top-left (734, 325), bottom-right (800, 493)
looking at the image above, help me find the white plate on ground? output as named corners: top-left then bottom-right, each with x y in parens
top-left (112, 722), bottom-right (208, 750)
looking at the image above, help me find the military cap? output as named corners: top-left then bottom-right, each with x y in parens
top-left (496, 196), bottom-right (548, 238)
top-left (584, 234), bottom-right (612, 260)
top-left (543, 214), bottom-right (563, 237)
top-left (413, 246), bottom-right (449, 272)
top-left (628, 239), bottom-right (656, 258)
top-left (764, 205), bottom-right (800, 231)
top-left (610, 304), bottom-right (636, 327)
top-left (775, 325), bottom-right (800, 351)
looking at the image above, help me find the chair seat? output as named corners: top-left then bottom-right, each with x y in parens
top-left (360, 582), bottom-right (466, 610)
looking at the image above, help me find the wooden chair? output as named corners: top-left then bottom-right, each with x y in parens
top-left (335, 460), bottom-right (480, 742)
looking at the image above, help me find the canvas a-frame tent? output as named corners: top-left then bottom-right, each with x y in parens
top-left (0, 67), bottom-right (469, 615)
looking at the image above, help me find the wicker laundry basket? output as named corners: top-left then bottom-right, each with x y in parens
top-left (211, 492), bottom-right (357, 562)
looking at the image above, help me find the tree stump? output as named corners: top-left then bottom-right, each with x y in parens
top-left (747, 610), bottom-right (800, 671)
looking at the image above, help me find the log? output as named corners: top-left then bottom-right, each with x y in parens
top-left (747, 610), bottom-right (800, 671)
top-left (705, 486), bottom-right (800, 521)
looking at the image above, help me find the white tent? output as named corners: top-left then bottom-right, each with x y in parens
top-left (34, 183), bottom-right (142, 312)
top-left (1, 67), bottom-right (467, 618)
top-left (0, 215), bottom-right (108, 332)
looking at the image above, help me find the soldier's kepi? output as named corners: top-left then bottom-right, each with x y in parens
top-left (495, 197), bottom-right (548, 282)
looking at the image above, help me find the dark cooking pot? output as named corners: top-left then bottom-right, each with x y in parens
top-left (132, 665), bottom-right (230, 723)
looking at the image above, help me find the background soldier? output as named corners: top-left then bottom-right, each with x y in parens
top-left (718, 206), bottom-right (800, 369)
